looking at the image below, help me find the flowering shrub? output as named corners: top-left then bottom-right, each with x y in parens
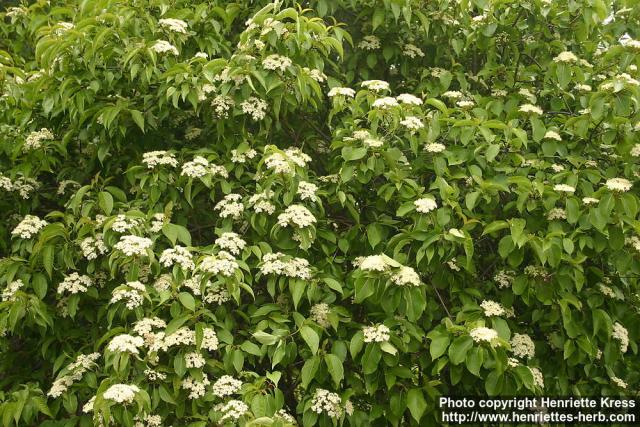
top-left (0, 0), bottom-right (639, 425)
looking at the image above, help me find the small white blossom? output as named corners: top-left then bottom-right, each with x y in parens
top-left (328, 87), bottom-right (355, 97)
top-left (480, 300), bottom-right (505, 317)
top-left (11, 215), bottom-right (47, 239)
top-left (469, 327), bottom-right (499, 344)
top-left (114, 235), bottom-right (153, 256)
top-left (108, 334), bottom-right (145, 354)
top-left (215, 232), bottom-right (246, 255)
top-left (159, 246), bottom-right (195, 270)
top-left (363, 324), bottom-right (390, 343)
top-left (199, 251), bottom-right (239, 277)
top-left (510, 333), bottom-right (535, 359)
top-left (214, 194), bottom-right (244, 219)
top-left (103, 384), bottom-right (140, 404)
top-left (159, 18), bottom-right (188, 34)
top-left (277, 205), bottom-right (316, 228)
top-left (212, 375), bottom-right (243, 397)
top-left (519, 104), bottom-right (543, 115)
top-left (57, 273), bottom-right (93, 295)
top-left (414, 197), bottom-right (437, 213)
top-left (151, 40), bottom-right (179, 55)
top-left (310, 389), bottom-right (342, 418)
top-left (605, 178), bottom-right (632, 192)
top-left (142, 151), bottom-right (178, 168)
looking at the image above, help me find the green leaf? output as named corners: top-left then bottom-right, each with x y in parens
top-left (300, 326), bottom-right (319, 355)
top-left (448, 335), bottom-right (473, 365)
top-left (324, 354), bottom-right (344, 387)
top-left (178, 292), bottom-right (196, 311)
top-left (301, 356), bottom-right (320, 388)
top-left (98, 191), bottom-right (114, 215)
top-left (130, 109), bottom-right (145, 132)
top-left (406, 388), bottom-right (427, 422)
top-left (429, 333), bottom-right (450, 359)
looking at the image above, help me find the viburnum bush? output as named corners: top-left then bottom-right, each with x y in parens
top-left (0, 0), bottom-right (639, 425)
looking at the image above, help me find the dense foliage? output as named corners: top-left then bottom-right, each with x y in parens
top-left (1, 0), bottom-right (640, 425)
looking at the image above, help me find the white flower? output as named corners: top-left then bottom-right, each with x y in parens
top-left (159, 246), bottom-right (195, 270)
top-left (111, 215), bottom-right (141, 233)
top-left (259, 252), bottom-right (311, 279)
top-left (82, 396), bottom-right (95, 413)
top-left (372, 97), bottom-right (399, 109)
top-left (214, 194), bottom-right (244, 219)
top-left (363, 324), bottom-right (390, 343)
top-left (114, 235), bottom-right (153, 256)
top-left (402, 43), bottom-right (424, 58)
top-left (480, 300), bottom-right (505, 317)
top-left (364, 138), bottom-right (384, 148)
top-left (230, 148), bottom-right (257, 163)
top-left (469, 327), bottom-right (499, 344)
top-left (328, 87), bottom-right (355, 97)
top-left (425, 143), bottom-right (446, 153)
top-left (108, 334), bottom-right (144, 354)
top-left (212, 375), bottom-right (243, 397)
top-left (47, 353), bottom-right (100, 398)
top-left (310, 303), bottom-right (331, 328)
top-left (240, 97), bottom-right (268, 120)
top-left (199, 251), bottom-right (239, 277)
top-left (23, 128), bottom-right (54, 151)
top-left (1, 280), bottom-right (24, 302)
top-left (151, 40), bottom-right (179, 55)
top-left (530, 367), bottom-right (544, 388)
top-left (202, 327), bottom-right (219, 351)
top-left (184, 352), bottom-right (206, 368)
top-left (494, 270), bottom-right (515, 288)
top-left (277, 205), bottom-right (316, 228)
top-left (103, 384), bottom-right (140, 404)
top-left (630, 144), bottom-right (640, 157)
top-left (311, 389), bottom-right (342, 418)
top-left (612, 376), bottom-right (628, 389)
top-left (357, 35), bottom-right (380, 50)
top-left (400, 116), bottom-right (424, 131)
top-left (110, 282), bottom-right (146, 309)
top-left (492, 89), bottom-right (508, 97)
top-left (456, 100), bottom-right (475, 109)
top-left (142, 151), bottom-right (178, 168)
top-left (218, 400), bottom-right (249, 422)
top-left (296, 181), bottom-right (318, 202)
top-left (544, 130), bottom-right (562, 141)
top-left (574, 83), bottom-right (592, 92)
top-left (11, 215), bottom-right (47, 239)
top-left (57, 273), bottom-right (93, 295)
top-left (262, 54), bottom-right (292, 72)
top-left (443, 91), bottom-right (464, 100)
top-left (159, 18), bottom-right (188, 34)
top-left (357, 255), bottom-right (389, 272)
top-left (80, 235), bottom-right (108, 260)
top-left (396, 93), bottom-right (423, 105)
top-left (553, 51), bottom-right (579, 63)
top-left (211, 95), bottom-right (235, 118)
top-left (510, 333), bottom-right (535, 359)
top-left (390, 266), bottom-right (421, 286)
top-left (582, 197), bottom-right (599, 205)
top-left (519, 104), bottom-right (543, 115)
top-left (182, 375), bottom-right (210, 399)
top-left (605, 178), bottom-right (632, 192)
top-left (553, 184), bottom-right (575, 193)
top-left (215, 232), bottom-right (246, 255)
top-left (612, 322), bottom-right (629, 352)
top-left (414, 197), bottom-right (437, 213)
top-left (304, 67), bottom-right (327, 83)
top-left (133, 317), bottom-right (166, 337)
top-left (249, 190), bottom-right (276, 214)
top-left (181, 156), bottom-right (227, 179)
top-left (449, 228), bottom-right (465, 238)
top-left (547, 208), bottom-right (566, 220)
top-left (361, 80), bottom-right (389, 91)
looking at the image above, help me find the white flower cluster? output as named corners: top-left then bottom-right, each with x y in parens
top-left (111, 215), bottom-right (141, 233)
top-left (1, 279), bottom-right (24, 302)
top-left (214, 194), bottom-right (244, 219)
top-left (264, 147), bottom-right (311, 174)
top-left (363, 324), bottom-right (391, 343)
top-left (480, 300), bottom-right (505, 317)
top-left (547, 208), bottom-right (566, 220)
top-left (612, 322), bottom-right (629, 353)
top-left (355, 255), bottom-right (389, 272)
top-left (361, 80), bottom-right (389, 91)
top-left (248, 191), bottom-right (276, 215)
top-left (159, 18), bottom-right (188, 33)
top-left (184, 352), bottom-right (206, 368)
top-left (262, 54), bottom-right (292, 72)
top-left (630, 144), bottom-right (640, 157)
top-left (240, 97), bottom-right (268, 120)
top-left (259, 252), bottom-right (311, 279)
top-left (142, 151), bottom-right (178, 168)
top-left (553, 51), bottom-right (579, 63)
top-left (215, 232), bottom-right (246, 255)
top-left (425, 143), bottom-right (446, 153)
top-left (57, 273), bottom-right (93, 295)
top-left (218, 400), bottom-right (249, 422)
top-left (103, 384), bottom-right (140, 404)
top-left (297, 181), bottom-right (318, 201)
top-left (510, 333), bottom-right (535, 359)
top-left (182, 375), bottom-right (210, 399)
top-left (457, 100), bottom-right (475, 109)
top-left (151, 40), bottom-right (179, 55)
top-left (212, 375), bottom-right (243, 397)
top-left (202, 327), bottom-right (219, 351)
top-left (11, 215), bottom-right (47, 239)
top-left (626, 236), bottom-right (640, 253)
top-left (199, 251), bottom-right (239, 277)
top-left (530, 367), bottom-right (544, 388)
top-left (518, 104), bottom-right (543, 115)
top-left (114, 235), bottom-right (153, 256)
top-left (47, 353), bottom-right (101, 398)
top-left (469, 327), bottom-right (499, 344)
top-left (80, 235), bottom-right (108, 260)
top-left (357, 35), bottom-right (380, 50)
top-left (494, 270), bottom-right (515, 288)
top-left (402, 43), bottom-right (424, 58)
top-left (544, 130), bottom-right (562, 141)
top-left (277, 205), bottom-right (316, 228)
top-left (414, 197), bottom-right (437, 213)
top-left (612, 377), bottom-right (628, 389)
top-left (328, 87), bottom-right (355, 97)
top-left (605, 177), bottom-right (632, 192)
top-left (390, 266), bottom-right (421, 286)
top-left (553, 184), bottom-right (575, 193)
top-left (23, 128), bottom-right (54, 151)
top-left (110, 281), bottom-right (146, 309)
top-left (181, 156), bottom-right (228, 179)
top-left (231, 148), bottom-right (257, 163)
top-left (310, 303), bottom-right (331, 328)
top-left (310, 389), bottom-right (342, 418)
top-left (372, 97), bottom-right (399, 109)
top-left (397, 93), bottom-right (423, 105)
top-left (204, 282), bottom-right (231, 305)
top-left (150, 213), bottom-right (165, 232)
top-left (304, 67), bottom-right (327, 83)
top-left (108, 334), bottom-right (145, 354)
top-left (160, 246), bottom-right (195, 270)
top-left (400, 116), bottom-right (424, 132)
top-left (211, 95), bottom-right (235, 118)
